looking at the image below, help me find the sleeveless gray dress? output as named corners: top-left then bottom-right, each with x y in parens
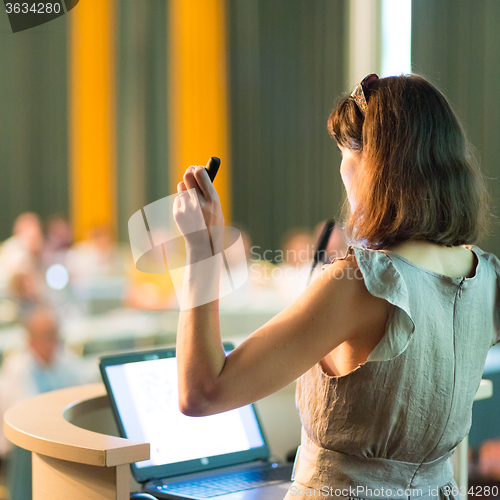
top-left (285, 244), bottom-right (500, 500)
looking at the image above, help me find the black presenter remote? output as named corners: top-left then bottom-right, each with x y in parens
top-left (205, 157), bottom-right (220, 183)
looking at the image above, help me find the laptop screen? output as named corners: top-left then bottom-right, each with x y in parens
top-left (100, 346), bottom-right (269, 483)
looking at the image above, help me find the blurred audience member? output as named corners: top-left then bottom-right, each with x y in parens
top-left (313, 220), bottom-right (348, 265)
top-left (0, 307), bottom-right (93, 500)
top-left (0, 213), bottom-right (44, 292)
top-left (65, 225), bottom-right (129, 314)
top-left (124, 232), bottom-right (182, 310)
top-left (67, 225), bottom-right (125, 281)
top-left (42, 214), bottom-right (73, 267)
top-left (478, 439), bottom-right (500, 479)
top-left (220, 227), bottom-right (280, 310)
top-left (125, 263), bottom-right (178, 310)
top-left (281, 229), bottom-right (314, 268)
top-left (66, 225), bottom-right (127, 285)
top-left (274, 228), bottom-right (314, 303)
top-left (8, 270), bottom-right (48, 322)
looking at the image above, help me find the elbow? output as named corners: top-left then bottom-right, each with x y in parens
top-left (178, 385), bottom-right (221, 417)
top-left (178, 397), bottom-right (206, 417)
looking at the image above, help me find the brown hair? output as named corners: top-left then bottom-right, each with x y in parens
top-left (328, 74), bottom-right (491, 249)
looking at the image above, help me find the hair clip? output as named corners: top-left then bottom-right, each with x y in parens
top-left (351, 74), bottom-right (379, 115)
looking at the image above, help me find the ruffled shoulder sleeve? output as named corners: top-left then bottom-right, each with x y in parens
top-left (466, 245), bottom-right (500, 347)
top-left (343, 245), bottom-right (416, 362)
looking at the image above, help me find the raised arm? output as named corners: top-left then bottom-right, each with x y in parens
top-left (173, 166), bottom-right (388, 416)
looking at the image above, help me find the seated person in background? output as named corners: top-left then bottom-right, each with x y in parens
top-left (66, 224), bottom-right (129, 313)
top-left (125, 261), bottom-right (178, 310)
top-left (275, 228), bottom-right (314, 303)
top-left (124, 232), bottom-right (181, 310)
top-left (8, 269), bottom-right (49, 322)
top-left (219, 226), bottom-right (280, 310)
top-left (0, 307), bottom-right (93, 500)
top-left (0, 212), bottom-right (44, 294)
top-left (313, 220), bottom-right (348, 264)
top-left (66, 224), bottom-right (127, 286)
top-left (41, 213), bottom-right (73, 268)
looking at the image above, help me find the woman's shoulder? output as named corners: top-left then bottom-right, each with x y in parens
top-left (318, 247), bottom-right (388, 312)
top-left (319, 246), bottom-right (391, 313)
top-left (327, 245), bottom-right (402, 290)
top-left (321, 245), bottom-right (396, 295)
top-left (467, 244), bottom-right (500, 269)
top-left (311, 247), bottom-right (388, 321)
top-left (467, 245), bottom-right (500, 287)
top-left (318, 245), bottom-right (414, 361)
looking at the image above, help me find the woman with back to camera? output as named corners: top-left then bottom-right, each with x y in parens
top-left (172, 74), bottom-right (500, 499)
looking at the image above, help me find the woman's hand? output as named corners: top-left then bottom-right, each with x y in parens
top-left (173, 165), bottom-right (224, 252)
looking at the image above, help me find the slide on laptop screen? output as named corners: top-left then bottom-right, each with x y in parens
top-left (99, 345), bottom-right (294, 500)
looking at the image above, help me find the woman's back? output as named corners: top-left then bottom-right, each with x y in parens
top-left (292, 243), bottom-right (500, 496)
top-left (382, 241), bottom-right (478, 279)
top-left (322, 242), bottom-right (479, 378)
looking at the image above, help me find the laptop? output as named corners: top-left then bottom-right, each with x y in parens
top-left (99, 344), bottom-right (294, 499)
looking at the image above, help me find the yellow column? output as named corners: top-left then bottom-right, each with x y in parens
top-left (168, 0), bottom-right (231, 222)
top-left (69, 0), bottom-right (116, 241)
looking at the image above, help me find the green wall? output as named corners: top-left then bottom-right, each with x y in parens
top-left (3, 0), bottom-right (497, 258)
top-left (116, 0), bottom-right (169, 242)
top-left (0, 11), bottom-right (68, 240)
top-left (412, 0), bottom-right (500, 256)
top-left (0, 1), bottom-right (169, 244)
top-left (228, 0), bottom-right (347, 256)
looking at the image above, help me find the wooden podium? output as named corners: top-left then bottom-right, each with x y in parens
top-left (3, 383), bottom-right (149, 500)
top-left (3, 379), bottom-right (493, 500)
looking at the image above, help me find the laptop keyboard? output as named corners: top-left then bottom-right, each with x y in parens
top-left (153, 464), bottom-right (292, 498)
